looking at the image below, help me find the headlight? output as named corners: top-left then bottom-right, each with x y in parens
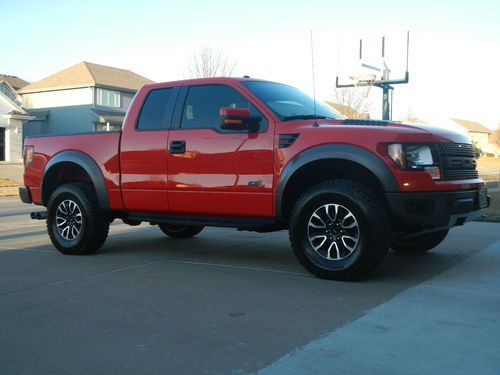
top-left (388, 143), bottom-right (441, 180)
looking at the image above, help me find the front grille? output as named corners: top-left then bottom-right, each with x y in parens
top-left (442, 169), bottom-right (479, 180)
top-left (438, 143), bottom-right (478, 181)
top-left (438, 143), bottom-right (474, 157)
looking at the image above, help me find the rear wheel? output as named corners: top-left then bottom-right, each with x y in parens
top-left (47, 183), bottom-right (109, 255)
top-left (158, 224), bottom-right (204, 238)
top-left (391, 229), bottom-right (449, 254)
top-left (289, 179), bottom-right (390, 281)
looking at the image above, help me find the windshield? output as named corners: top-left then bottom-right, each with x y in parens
top-left (241, 81), bottom-right (341, 121)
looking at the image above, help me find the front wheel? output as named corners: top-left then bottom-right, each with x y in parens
top-left (391, 229), bottom-right (449, 254)
top-left (158, 224), bottom-right (204, 238)
top-left (47, 183), bottom-right (109, 255)
top-left (289, 179), bottom-right (390, 281)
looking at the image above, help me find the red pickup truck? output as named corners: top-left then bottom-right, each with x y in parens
top-left (20, 77), bottom-right (489, 280)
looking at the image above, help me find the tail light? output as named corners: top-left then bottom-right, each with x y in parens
top-left (23, 145), bottom-right (34, 170)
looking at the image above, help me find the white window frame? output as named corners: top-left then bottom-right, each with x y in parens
top-left (96, 88), bottom-right (121, 108)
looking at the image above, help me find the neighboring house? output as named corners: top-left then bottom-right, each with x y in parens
top-left (19, 62), bottom-right (154, 137)
top-left (0, 74), bottom-right (29, 91)
top-left (324, 101), bottom-right (370, 119)
top-left (451, 118), bottom-right (491, 150)
top-left (493, 129), bottom-right (500, 147)
top-left (0, 78), bottom-right (33, 162)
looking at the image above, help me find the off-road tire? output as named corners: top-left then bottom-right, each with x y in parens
top-left (47, 183), bottom-right (109, 255)
top-left (391, 229), bottom-right (449, 254)
top-left (158, 224), bottom-right (204, 238)
top-left (289, 179), bottom-right (390, 281)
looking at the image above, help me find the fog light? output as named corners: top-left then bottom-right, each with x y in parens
top-left (424, 166), bottom-right (441, 180)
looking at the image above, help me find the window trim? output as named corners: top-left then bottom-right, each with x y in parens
top-left (175, 84), bottom-right (268, 133)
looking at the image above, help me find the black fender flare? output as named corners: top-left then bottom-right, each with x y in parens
top-left (41, 150), bottom-right (110, 210)
top-left (275, 144), bottom-right (399, 219)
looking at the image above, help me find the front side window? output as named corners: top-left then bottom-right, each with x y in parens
top-left (97, 88), bottom-right (120, 108)
top-left (181, 85), bottom-right (266, 130)
top-left (242, 81), bottom-right (340, 121)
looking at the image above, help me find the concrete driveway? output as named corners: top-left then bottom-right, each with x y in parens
top-left (0, 163), bottom-right (23, 183)
top-left (1, 196), bottom-right (499, 374)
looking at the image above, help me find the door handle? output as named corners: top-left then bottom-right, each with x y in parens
top-left (169, 140), bottom-right (186, 154)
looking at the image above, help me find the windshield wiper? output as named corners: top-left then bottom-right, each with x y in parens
top-left (282, 115), bottom-right (333, 121)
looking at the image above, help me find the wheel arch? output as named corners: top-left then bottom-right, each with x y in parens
top-left (276, 144), bottom-right (399, 221)
top-left (41, 150), bottom-right (109, 210)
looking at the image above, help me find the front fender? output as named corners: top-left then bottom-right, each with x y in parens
top-left (275, 144), bottom-right (399, 218)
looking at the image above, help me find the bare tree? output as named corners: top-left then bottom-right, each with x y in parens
top-left (332, 82), bottom-right (373, 119)
top-left (186, 47), bottom-right (237, 78)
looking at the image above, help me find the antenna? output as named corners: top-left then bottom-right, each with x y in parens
top-left (310, 30), bottom-right (318, 126)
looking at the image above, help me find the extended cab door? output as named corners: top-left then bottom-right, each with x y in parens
top-left (167, 84), bottom-right (275, 217)
top-left (120, 86), bottom-right (179, 212)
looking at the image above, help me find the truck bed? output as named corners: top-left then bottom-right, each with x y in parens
top-left (24, 131), bottom-right (122, 209)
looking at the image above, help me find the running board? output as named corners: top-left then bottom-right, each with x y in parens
top-left (127, 213), bottom-right (276, 230)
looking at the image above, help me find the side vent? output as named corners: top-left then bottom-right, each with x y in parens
top-left (279, 134), bottom-right (300, 148)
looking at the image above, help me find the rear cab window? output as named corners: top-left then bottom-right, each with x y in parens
top-left (136, 88), bottom-right (176, 131)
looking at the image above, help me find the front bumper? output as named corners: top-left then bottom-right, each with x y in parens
top-left (387, 188), bottom-right (489, 228)
top-left (19, 187), bottom-right (32, 204)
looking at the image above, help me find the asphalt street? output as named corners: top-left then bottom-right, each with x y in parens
top-left (0, 196), bottom-right (499, 374)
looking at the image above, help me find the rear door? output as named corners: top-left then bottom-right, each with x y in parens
top-left (120, 86), bottom-right (179, 212)
top-left (167, 83), bottom-right (275, 217)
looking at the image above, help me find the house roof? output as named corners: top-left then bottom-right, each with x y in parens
top-left (451, 118), bottom-right (491, 134)
top-left (324, 101), bottom-right (369, 119)
top-left (0, 74), bottom-right (29, 90)
top-left (19, 62), bottom-right (154, 93)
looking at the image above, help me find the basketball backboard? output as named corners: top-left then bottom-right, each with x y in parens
top-left (336, 31), bottom-right (409, 88)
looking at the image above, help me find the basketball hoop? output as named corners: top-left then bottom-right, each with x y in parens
top-left (349, 74), bottom-right (377, 87)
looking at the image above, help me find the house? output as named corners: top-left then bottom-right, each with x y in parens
top-left (450, 118), bottom-right (491, 150)
top-left (19, 62), bottom-right (154, 137)
top-left (0, 74), bottom-right (29, 91)
top-left (324, 101), bottom-right (370, 119)
top-left (0, 78), bottom-right (33, 162)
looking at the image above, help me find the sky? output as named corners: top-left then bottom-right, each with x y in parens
top-left (2, 0), bottom-right (499, 129)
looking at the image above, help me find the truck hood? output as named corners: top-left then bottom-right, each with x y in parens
top-left (292, 119), bottom-right (472, 144)
top-left (387, 122), bottom-right (470, 143)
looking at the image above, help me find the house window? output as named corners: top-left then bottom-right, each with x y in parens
top-left (97, 88), bottom-right (120, 108)
top-left (0, 83), bottom-right (19, 103)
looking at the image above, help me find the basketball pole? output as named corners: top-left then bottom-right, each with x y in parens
top-left (378, 83), bottom-right (394, 121)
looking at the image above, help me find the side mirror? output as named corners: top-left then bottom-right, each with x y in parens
top-left (220, 108), bottom-right (260, 132)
